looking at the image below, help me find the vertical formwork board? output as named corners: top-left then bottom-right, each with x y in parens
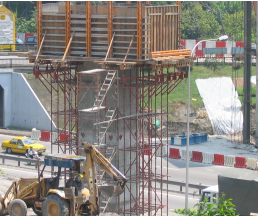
top-left (113, 5), bottom-right (138, 59)
top-left (144, 5), bottom-right (178, 54)
top-left (40, 3), bottom-right (179, 58)
top-left (42, 13), bottom-right (66, 55)
top-left (91, 5), bottom-right (109, 57)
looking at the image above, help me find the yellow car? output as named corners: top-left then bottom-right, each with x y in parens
top-left (1, 136), bottom-right (46, 155)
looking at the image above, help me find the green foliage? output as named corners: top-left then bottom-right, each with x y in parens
top-left (203, 56), bottom-right (225, 73)
top-left (174, 207), bottom-right (198, 216)
top-left (236, 85), bottom-right (256, 105)
top-left (182, 4), bottom-right (220, 39)
top-left (0, 169), bottom-right (7, 175)
top-left (195, 193), bottom-right (238, 216)
top-left (16, 16), bottom-right (37, 33)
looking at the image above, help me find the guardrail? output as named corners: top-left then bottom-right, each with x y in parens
top-left (0, 43), bottom-right (37, 52)
top-left (155, 179), bottom-right (209, 195)
top-left (0, 153), bottom-right (44, 169)
top-left (0, 154), bottom-right (209, 195)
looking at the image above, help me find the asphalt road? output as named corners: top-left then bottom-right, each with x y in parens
top-left (0, 133), bottom-right (243, 212)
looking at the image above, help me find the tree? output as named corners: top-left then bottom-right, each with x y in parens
top-left (181, 4), bottom-right (220, 39)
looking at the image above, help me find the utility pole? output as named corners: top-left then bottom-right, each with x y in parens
top-left (254, 1), bottom-right (258, 148)
top-left (243, 1), bottom-right (252, 144)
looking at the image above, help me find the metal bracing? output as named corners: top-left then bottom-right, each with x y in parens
top-left (33, 62), bottom-right (79, 157)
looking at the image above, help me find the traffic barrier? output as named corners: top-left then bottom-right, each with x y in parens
top-left (224, 155), bottom-right (235, 167)
top-left (40, 131), bottom-right (50, 141)
top-left (174, 136), bottom-right (182, 145)
top-left (202, 152), bottom-right (214, 164)
top-left (191, 151), bottom-right (203, 163)
top-left (246, 158), bottom-right (258, 170)
top-left (180, 150), bottom-right (192, 160)
top-left (51, 132), bottom-right (59, 142)
top-left (142, 144), bottom-right (152, 155)
top-left (213, 154), bottom-right (224, 165)
top-left (156, 146), bottom-right (167, 157)
top-left (60, 133), bottom-right (69, 142)
top-left (234, 156), bottom-right (247, 168)
top-left (31, 129), bottom-right (41, 140)
top-left (169, 148), bottom-right (181, 159)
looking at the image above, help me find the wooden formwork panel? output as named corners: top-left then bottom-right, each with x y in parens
top-left (145, 5), bottom-right (178, 53)
top-left (40, 3), bottom-right (179, 60)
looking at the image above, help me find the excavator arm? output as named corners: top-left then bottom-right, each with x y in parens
top-left (82, 142), bottom-right (127, 215)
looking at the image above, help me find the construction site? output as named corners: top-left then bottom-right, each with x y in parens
top-left (1, 1), bottom-right (257, 216)
top-left (27, 1), bottom-right (193, 215)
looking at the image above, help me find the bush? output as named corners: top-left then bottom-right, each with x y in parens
top-left (232, 62), bottom-right (243, 70)
top-left (195, 193), bottom-right (238, 216)
top-left (203, 56), bottom-right (225, 73)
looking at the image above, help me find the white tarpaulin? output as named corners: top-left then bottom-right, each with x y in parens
top-left (196, 77), bottom-right (243, 134)
top-left (251, 76), bottom-right (256, 85)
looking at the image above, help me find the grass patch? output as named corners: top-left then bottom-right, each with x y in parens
top-left (236, 85), bottom-right (257, 105)
top-left (174, 208), bottom-right (198, 216)
top-left (151, 65), bottom-right (256, 113)
top-left (0, 169), bottom-right (7, 175)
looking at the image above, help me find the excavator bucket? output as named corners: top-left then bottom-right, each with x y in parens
top-left (0, 195), bottom-right (9, 215)
top-left (97, 184), bottom-right (124, 198)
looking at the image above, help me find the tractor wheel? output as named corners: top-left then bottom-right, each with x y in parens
top-left (8, 199), bottom-right (27, 216)
top-left (32, 206), bottom-right (42, 216)
top-left (42, 194), bottom-right (69, 216)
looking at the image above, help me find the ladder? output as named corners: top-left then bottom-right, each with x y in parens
top-left (98, 107), bottom-right (116, 144)
top-left (93, 71), bottom-right (116, 108)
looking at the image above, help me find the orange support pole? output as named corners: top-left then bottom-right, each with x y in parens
top-left (176, 1), bottom-right (181, 49)
top-left (107, 1), bottom-right (113, 58)
top-left (146, 1), bottom-right (151, 4)
top-left (65, 2), bottom-right (71, 55)
top-left (86, 1), bottom-right (91, 57)
top-left (37, 1), bottom-right (42, 53)
top-left (137, 2), bottom-right (142, 59)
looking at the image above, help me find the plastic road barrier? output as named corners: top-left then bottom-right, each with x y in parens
top-left (142, 144), bottom-right (152, 155)
top-left (180, 150), bottom-right (192, 160)
top-left (156, 146), bottom-right (166, 157)
top-left (51, 132), bottom-right (59, 142)
top-left (40, 131), bottom-right (50, 141)
top-left (234, 156), bottom-right (247, 168)
top-left (60, 133), bottom-right (69, 142)
top-left (213, 154), bottom-right (224, 165)
top-left (246, 158), bottom-right (257, 170)
top-left (31, 129), bottom-right (41, 140)
top-left (169, 148), bottom-right (181, 159)
top-left (191, 151), bottom-right (203, 162)
top-left (202, 152), bottom-right (214, 164)
top-left (224, 155), bottom-right (235, 167)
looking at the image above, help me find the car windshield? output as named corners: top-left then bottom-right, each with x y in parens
top-left (16, 38), bottom-right (24, 44)
top-left (22, 138), bottom-right (35, 145)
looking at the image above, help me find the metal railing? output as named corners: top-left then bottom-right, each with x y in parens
top-left (155, 179), bottom-right (209, 195)
top-left (0, 153), bottom-right (44, 169)
top-left (0, 43), bottom-right (37, 52)
top-left (0, 153), bottom-right (209, 195)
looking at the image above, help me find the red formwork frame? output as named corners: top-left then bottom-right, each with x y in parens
top-left (33, 62), bottom-right (188, 216)
top-left (33, 62), bottom-right (79, 159)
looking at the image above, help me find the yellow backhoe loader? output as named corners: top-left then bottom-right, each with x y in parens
top-left (0, 142), bottom-right (127, 216)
